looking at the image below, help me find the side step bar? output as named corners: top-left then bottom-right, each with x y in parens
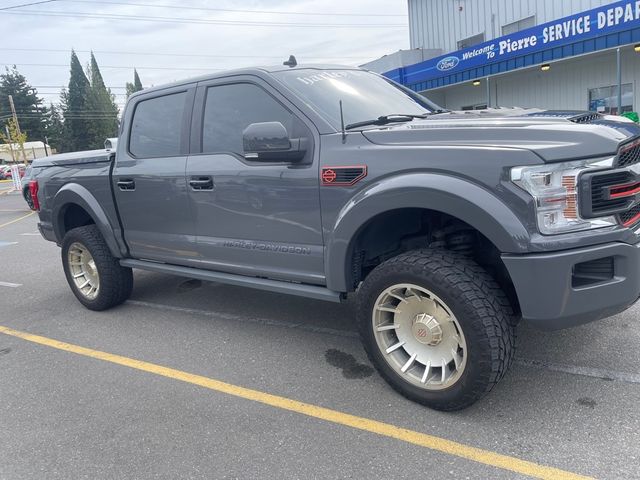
top-left (120, 259), bottom-right (344, 303)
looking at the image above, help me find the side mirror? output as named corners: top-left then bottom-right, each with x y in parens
top-left (105, 137), bottom-right (118, 151)
top-left (243, 122), bottom-right (307, 162)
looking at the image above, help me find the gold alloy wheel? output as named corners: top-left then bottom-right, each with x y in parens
top-left (372, 283), bottom-right (467, 390)
top-left (67, 242), bottom-right (100, 300)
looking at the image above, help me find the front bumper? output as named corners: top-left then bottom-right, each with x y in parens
top-left (502, 241), bottom-right (640, 330)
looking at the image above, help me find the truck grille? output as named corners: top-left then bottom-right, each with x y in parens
top-left (581, 138), bottom-right (640, 226)
top-left (620, 203), bottom-right (640, 227)
top-left (588, 171), bottom-right (633, 215)
top-left (617, 140), bottom-right (640, 167)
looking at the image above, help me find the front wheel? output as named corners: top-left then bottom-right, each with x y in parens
top-left (357, 249), bottom-right (516, 411)
top-left (61, 225), bottom-right (133, 311)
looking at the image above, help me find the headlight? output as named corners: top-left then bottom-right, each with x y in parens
top-left (511, 158), bottom-right (617, 235)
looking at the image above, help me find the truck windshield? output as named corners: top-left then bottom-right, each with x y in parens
top-left (273, 69), bottom-right (441, 130)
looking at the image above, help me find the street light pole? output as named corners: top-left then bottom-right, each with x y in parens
top-left (486, 76), bottom-right (491, 108)
top-left (616, 48), bottom-right (622, 115)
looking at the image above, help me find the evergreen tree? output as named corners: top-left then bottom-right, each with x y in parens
top-left (62, 50), bottom-right (91, 151)
top-left (86, 52), bottom-right (119, 148)
top-left (125, 69), bottom-right (143, 97)
top-left (44, 103), bottom-right (64, 154)
top-left (0, 66), bottom-right (47, 141)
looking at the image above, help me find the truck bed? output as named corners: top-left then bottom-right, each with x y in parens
top-left (32, 149), bottom-right (113, 168)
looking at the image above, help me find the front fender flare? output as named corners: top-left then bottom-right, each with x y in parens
top-left (325, 173), bottom-right (530, 292)
top-left (52, 183), bottom-right (123, 257)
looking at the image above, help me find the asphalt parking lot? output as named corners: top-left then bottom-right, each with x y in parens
top-left (0, 183), bottom-right (639, 480)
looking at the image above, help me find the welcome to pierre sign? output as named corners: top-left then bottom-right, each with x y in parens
top-left (401, 0), bottom-right (640, 85)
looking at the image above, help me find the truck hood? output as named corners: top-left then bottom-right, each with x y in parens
top-left (361, 109), bottom-right (640, 162)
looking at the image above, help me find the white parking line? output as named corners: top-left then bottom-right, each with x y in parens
top-left (0, 281), bottom-right (22, 288)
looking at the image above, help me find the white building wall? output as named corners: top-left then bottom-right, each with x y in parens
top-left (409, 0), bottom-right (619, 52)
top-left (425, 48), bottom-right (640, 111)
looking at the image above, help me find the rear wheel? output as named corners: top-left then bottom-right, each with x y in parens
top-left (357, 249), bottom-right (515, 411)
top-left (23, 188), bottom-right (34, 210)
top-left (61, 225), bottom-right (133, 311)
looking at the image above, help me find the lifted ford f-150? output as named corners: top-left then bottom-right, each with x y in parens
top-left (30, 64), bottom-right (640, 410)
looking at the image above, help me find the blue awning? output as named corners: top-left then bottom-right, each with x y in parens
top-left (384, 0), bottom-right (640, 92)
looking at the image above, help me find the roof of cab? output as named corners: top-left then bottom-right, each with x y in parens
top-left (127, 63), bottom-right (362, 100)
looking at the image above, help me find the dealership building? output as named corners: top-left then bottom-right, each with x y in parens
top-left (364, 0), bottom-right (640, 114)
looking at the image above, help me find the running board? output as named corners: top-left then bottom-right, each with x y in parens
top-left (120, 259), bottom-right (343, 303)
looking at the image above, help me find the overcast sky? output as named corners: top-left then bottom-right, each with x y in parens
top-left (1, 0), bottom-right (409, 109)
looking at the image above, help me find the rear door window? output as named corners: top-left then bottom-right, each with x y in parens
top-left (129, 91), bottom-right (187, 158)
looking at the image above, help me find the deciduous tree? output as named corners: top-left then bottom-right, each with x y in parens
top-left (0, 66), bottom-right (47, 141)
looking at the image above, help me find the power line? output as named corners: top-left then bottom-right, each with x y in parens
top-left (1, 115), bottom-right (120, 119)
top-left (60, 0), bottom-right (406, 17)
top-left (37, 91), bottom-right (128, 95)
top-left (32, 85), bottom-right (128, 89)
top-left (1, 62), bottom-right (223, 71)
top-left (2, 48), bottom-right (370, 61)
top-left (0, 9), bottom-right (407, 28)
top-left (0, 0), bottom-right (57, 10)
top-left (12, 111), bottom-right (121, 113)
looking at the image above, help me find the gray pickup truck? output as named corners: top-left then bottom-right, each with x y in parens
top-left (30, 64), bottom-right (640, 410)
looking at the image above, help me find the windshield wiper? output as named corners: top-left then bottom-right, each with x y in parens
top-left (343, 112), bottom-right (453, 130)
top-left (345, 113), bottom-right (430, 130)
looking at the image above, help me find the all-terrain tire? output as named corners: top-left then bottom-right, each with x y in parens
top-left (357, 249), bottom-right (516, 411)
top-left (61, 225), bottom-right (133, 311)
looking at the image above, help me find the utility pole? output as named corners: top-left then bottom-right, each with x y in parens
top-left (44, 136), bottom-right (49, 156)
top-left (8, 94), bottom-right (28, 163)
top-left (4, 125), bottom-right (16, 162)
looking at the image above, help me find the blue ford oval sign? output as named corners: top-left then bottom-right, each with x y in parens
top-left (436, 56), bottom-right (459, 71)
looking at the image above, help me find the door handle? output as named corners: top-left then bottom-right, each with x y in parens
top-left (189, 176), bottom-right (214, 190)
top-left (117, 179), bottom-right (135, 191)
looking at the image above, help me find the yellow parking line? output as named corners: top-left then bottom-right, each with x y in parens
top-left (0, 211), bottom-right (34, 228)
top-left (0, 325), bottom-right (592, 480)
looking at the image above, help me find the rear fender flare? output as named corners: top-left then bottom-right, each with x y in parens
top-left (52, 183), bottom-right (122, 258)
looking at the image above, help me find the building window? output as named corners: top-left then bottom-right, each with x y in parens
top-left (588, 84), bottom-right (633, 114)
top-left (457, 32), bottom-right (485, 50)
top-left (461, 104), bottom-right (488, 111)
top-left (502, 15), bottom-right (536, 36)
